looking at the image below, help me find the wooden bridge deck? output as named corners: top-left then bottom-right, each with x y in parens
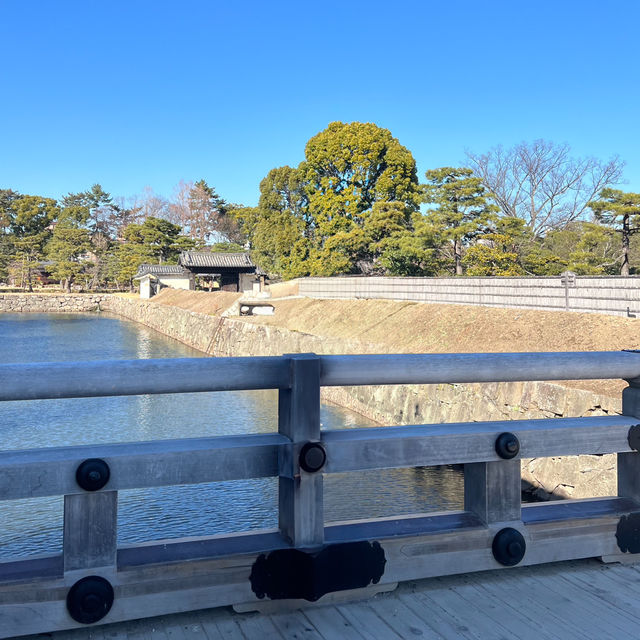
top-left (24, 559), bottom-right (640, 640)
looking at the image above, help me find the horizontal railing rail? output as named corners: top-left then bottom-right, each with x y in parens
top-left (1, 351), bottom-right (640, 401)
top-left (2, 350), bottom-right (640, 638)
top-left (1, 416), bottom-right (637, 501)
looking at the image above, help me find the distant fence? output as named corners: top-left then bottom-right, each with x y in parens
top-left (298, 275), bottom-right (640, 317)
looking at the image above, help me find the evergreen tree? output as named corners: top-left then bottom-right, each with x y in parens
top-left (423, 168), bottom-right (497, 275)
top-left (10, 195), bottom-right (58, 290)
top-left (588, 189), bottom-right (640, 275)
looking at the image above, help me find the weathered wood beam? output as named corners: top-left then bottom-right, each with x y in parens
top-left (319, 351), bottom-right (640, 386)
top-left (3, 351), bottom-right (640, 402)
top-left (321, 416), bottom-right (636, 472)
top-left (63, 491), bottom-right (118, 572)
top-left (1, 497), bottom-right (636, 638)
top-left (0, 356), bottom-right (291, 401)
top-left (0, 433), bottom-right (287, 500)
top-left (2, 416), bottom-right (636, 501)
top-left (278, 354), bottom-right (324, 547)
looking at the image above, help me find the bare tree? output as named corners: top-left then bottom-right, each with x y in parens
top-left (466, 140), bottom-right (624, 236)
top-left (167, 180), bottom-right (194, 229)
top-left (132, 186), bottom-right (170, 221)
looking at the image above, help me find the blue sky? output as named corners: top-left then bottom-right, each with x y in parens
top-left (1, 0), bottom-right (638, 207)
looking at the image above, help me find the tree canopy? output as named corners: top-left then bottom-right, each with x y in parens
top-left (587, 188), bottom-right (640, 275)
top-left (0, 123), bottom-right (636, 289)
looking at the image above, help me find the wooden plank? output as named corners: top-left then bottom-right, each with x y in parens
top-left (415, 582), bottom-right (515, 640)
top-left (197, 610), bottom-right (243, 640)
top-left (464, 460), bottom-right (521, 524)
top-left (362, 595), bottom-right (442, 640)
top-left (395, 592), bottom-right (476, 640)
top-left (16, 560), bottom-right (640, 640)
top-left (322, 416), bottom-right (636, 472)
top-left (462, 569), bottom-right (585, 640)
top-left (3, 498), bottom-right (632, 583)
top-left (446, 575), bottom-right (557, 640)
top-left (0, 433), bottom-right (287, 501)
top-left (235, 613), bottom-right (285, 640)
top-left (526, 570), bottom-right (637, 638)
top-left (269, 611), bottom-right (324, 640)
top-left (0, 356), bottom-right (291, 401)
top-left (63, 491), bottom-right (117, 572)
top-left (278, 354), bottom-right (323, 547)
top-left (335, 602), bottom-right (403, 640)
top-left (302, 607), bottom-right (366, 640)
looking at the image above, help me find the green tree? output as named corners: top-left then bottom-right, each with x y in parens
top-left (0, 189), bottom-right (21, 281)
top-left (46, 205), bottom-right (91, 291)
top-left (239, 166), bottom-right (312, 278)
top-left (10, 195), bottom-right (58, 290)
top-left (238, 122), bottom-right (430, 277)
top-left (301, 121), bottom-right (421, 251)
top-left (542, 222), bottom-right (619, 275)
top-left (463, 218), bottom-right (528, 276)
top-left (122, 217), bottom-right (189, 264)
top-left (587, 188), bottom-right (640, 275)
top-left (423, 167), bottom-right (497, 275)
top-left (61, 185), bottom-right (118, 288)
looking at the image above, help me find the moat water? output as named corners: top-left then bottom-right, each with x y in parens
top-left (0, 312), bottom-right (463, 559)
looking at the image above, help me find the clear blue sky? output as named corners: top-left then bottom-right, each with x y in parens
top-left (1, 0), bottom-right (638, 207)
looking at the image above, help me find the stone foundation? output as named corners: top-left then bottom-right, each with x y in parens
top-left (0, 293), bottom-right (108, 313)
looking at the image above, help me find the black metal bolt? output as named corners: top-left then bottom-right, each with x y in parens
top-left (66, 575), bottom-right (114, 624)
top-left (76, 458), bottom-right (110, 491)
top-left (492, 528), bottom-right (526, 566)
top-left (495, 432), bottom-right (520, 459)
top-left (299, 442), bottom-right (326, 473)
top-left (628, 424), bottom-right (640, 451)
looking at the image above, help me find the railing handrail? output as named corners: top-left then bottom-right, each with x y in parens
top-left (1, 350), bottom-right (639, 401)
top-left (3, 350), bottom-right (640, 637)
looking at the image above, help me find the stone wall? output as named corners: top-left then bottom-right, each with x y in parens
top-left (300, 275), bottom-right (640, 317)
top-left (0, 293), bottom-right (620, 500)
top-left (0, 293), bottom-right (109, 313)
top-left (102, 295), bottom-right (621, 500)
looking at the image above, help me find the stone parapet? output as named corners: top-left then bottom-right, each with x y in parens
top-left (0, 293), bottom-right (109, 313)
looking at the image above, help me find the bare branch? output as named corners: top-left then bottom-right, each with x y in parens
top-left (465, 141), bottom-right (625, 235)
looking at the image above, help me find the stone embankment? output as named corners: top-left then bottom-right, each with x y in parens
top-left (0, 291), bottom-right (624, 500)
top-left (101, 294), bottom-right (621, 501)
top-left (0, 293), bottom-right (109, 313)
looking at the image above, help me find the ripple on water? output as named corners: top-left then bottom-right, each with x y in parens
top-left (0, 313), bottom-right (462, 558)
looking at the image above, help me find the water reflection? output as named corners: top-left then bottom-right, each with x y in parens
top-left (0, 313), bottom-right (463, 558)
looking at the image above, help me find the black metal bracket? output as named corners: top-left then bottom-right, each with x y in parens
top-left (250, 541), bottom-right (386, 601)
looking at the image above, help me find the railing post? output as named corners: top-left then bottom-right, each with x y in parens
top-left (620, 382), bottom-right (640, 501)
top-left (63, 491), bottom-right (118, 573)
top-left (464, 460), bottom-right (521, 525)
top-left (278, 353), bottom-right (324, 548)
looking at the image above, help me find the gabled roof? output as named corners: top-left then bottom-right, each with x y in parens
top-left (179, 251), bottom-right (255, 269)
top-left (134, 264), bottom-right (190, 278)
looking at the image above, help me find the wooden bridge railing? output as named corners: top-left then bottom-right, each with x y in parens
top-left (2, 351), bottom-right (640, 636)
